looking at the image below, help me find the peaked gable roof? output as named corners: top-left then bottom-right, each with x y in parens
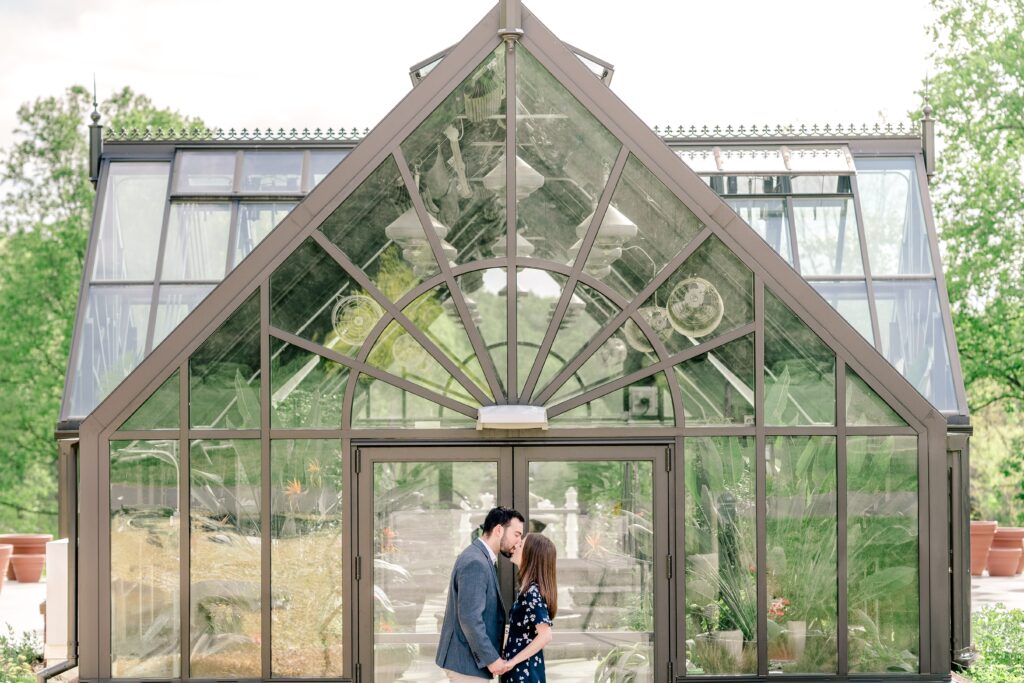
top-left (82, 2), bottom-right (944, 438)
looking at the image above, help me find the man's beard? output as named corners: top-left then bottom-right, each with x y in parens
top-left (500, 547), bottom-right (514, 559)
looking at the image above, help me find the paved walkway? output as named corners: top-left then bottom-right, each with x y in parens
top-left (0, 577), bottom-right (45, 640)
top-left (971, 573), bottom-right (1024, 611)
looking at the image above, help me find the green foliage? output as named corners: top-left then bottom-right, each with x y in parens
top-left (967, 605), bottom-right (1024, 682)
top-left (0, 86), bottom-right (202, 533)
top-left (0, 626), bottom-right (41, 683)
top-left (968, 393), bottom-right (1024, 522)
top-left (927, 0), bottom-right (1024, 412)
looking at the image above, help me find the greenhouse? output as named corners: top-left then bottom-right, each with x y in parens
top-left (59, 2), bottom-right (971, 682)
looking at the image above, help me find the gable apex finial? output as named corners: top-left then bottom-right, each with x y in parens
top-left (498, 0), bottom-right (524, 46)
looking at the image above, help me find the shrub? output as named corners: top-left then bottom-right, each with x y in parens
top-left (0, 625), bottom-right (41, 683)
top-left (967, 605), bottom-right (1024, 683)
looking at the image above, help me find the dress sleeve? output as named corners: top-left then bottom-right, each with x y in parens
top-left (526, 583), bottom-right (552, 627)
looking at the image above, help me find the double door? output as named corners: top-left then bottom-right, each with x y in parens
top-left (356, 445), bottom-right (670, 683)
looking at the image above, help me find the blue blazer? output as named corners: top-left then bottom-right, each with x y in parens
top-left (435, 540), bottom-right (507, 678)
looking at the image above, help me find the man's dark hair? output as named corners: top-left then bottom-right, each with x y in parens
top-left (481, 506), bottom-right (525, 535)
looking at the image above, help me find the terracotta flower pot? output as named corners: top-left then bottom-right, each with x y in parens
top-left (986, 547), bottom-right (1022, 577)
top-left (0, 533), bottom-right (52, 579)
top-left (970, 521), bottom-right (998, 576)
top-left (992, 527), bottom-right (1024, 574)
top-left (0, 544), bottom-right (12, 593)
top-left (10, 553), bottom-right (45, 583)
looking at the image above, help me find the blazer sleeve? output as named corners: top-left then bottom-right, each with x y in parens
top-left (455, 557), bottom-right (500, 667)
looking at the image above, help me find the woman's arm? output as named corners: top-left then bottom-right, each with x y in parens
top-left (506, 624), bottom-right (552, 669)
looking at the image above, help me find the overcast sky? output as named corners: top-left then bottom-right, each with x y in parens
top-left (0, 0), bottom-right (935, 152)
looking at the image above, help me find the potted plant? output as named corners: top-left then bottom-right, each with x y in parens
top-left (463, 66), bottom-right (503, 123)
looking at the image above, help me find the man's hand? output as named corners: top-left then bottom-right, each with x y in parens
top-left (487, 658), bottom-right (509, 676)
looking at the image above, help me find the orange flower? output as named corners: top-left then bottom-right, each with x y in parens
top-left (284, 479), bottom-right (303, 497)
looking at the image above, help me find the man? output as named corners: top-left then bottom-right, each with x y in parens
top-left (436, 506), bottom-right (525, 681)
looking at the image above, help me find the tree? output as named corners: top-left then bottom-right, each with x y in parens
top-left (927, 0), bottom-right (1024, 412)
top-left (0, 86), bottom-right (202, 533)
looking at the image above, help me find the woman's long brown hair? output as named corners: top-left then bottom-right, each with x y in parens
top-left (518, 534), bottom-right (558, 618)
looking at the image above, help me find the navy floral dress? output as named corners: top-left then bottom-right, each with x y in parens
top-left (502, 582), bottom-right (552, 683)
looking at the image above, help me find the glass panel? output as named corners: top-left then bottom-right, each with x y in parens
top-left (517, 47), bottom-right (623, 264)
top-left (684, 437), bottom-right (757, 674)
top-left (240, 150), bottom-right (303, 193)
top-left (189, 292), bottom-right (260, 429)
top-left (640, 236), bottom-right (754, 356)
top-left (271, 237), bottom-right (382, 357)
top-left (271, 339), bottom-right (348, 429)
top-left (586, 154), bottom-right (704, 300)
top-left (175, 151), bottom-right (236, 194)
top-left (400, 47), bottom-right (505, 265)
top-left (404, 284), bottom-right (492, 398)
top-left (527, 460), bottom-right (653, 681)
top-left (319, 156), bottom-right (439, 302)
top-left (120, 370), bottom-right (180, 431)
top-left (809, 280), bottom-right (873, 342)
top-left (766, 436), bottom-right (837, 674)
top-left (547, 332), bottom-right (656, 406)
top-left (847, 435), bottom-right (919, 673)
top-left (517, 268), bottom-right (566, 392)
top-left (68, 285), bottom-right (152, 418)
top-left (110, 439), bottom-right (180, 677)
top-left (351, 374), bottom-right (476, 429)
top-left (457, 269), bottom-right (506, 394)
top-left (789, 175), bottom-right (853, 194)
top-left (534, 281), bottom-right (620, 398)
top-left (366, 321), bottom-right (479, 406)
top-left (92, 162), bottom-right (170, 281)
top-left (271, 440), bottom-right (344, 677)
top-left (873, 280), bottom-right (958, 412)
top-left (725, 198), bottom-right (793, 266)
top-left (704, 175), bottom-right (793, 195)
top-left (189, 439), bottom-right (261, 677)
top-left (675, 334), bottom-right (754, 426)
top-left (765, 289), bottom-right (836, 426)
top-left (792, 198), bottom-right (863, 276)
top-left (548, 373), bottom-right (673, 427)
top-left (233, 202), bottom-right (296, 267)
top-left (855, 158), bottom-right (933, 276)
top-left (846, 368), bottom-right (907, 426)
top-left (162, 202), bottom-right (232, 281)
top-left (153, 284), bottom-right (216, 347)
top-left (372, 461), bottom-right (497, 681)
top-left (311, 150), bottom-right (348, 187)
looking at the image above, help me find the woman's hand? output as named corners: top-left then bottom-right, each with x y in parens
top-left (506, 624), bottom-right (553, 670)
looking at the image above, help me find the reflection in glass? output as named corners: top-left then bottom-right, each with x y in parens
top-left (271, 440), bottom-right (344, 677)
top-left (372, 460), bottom-right (497, 681)
top-left (68, 285), bottom-right (152, 417)
top-left (547, 332), bottom-right (656, 406)
top-left (153, 285), bottom-right (215, 347)
top-left (400, 47), bottom-right (506, 266)
top-left (548, 373), bottom-right (673, 427)
top-left (640, 236), bottom-right (753, 356)
top-left (110, 439), bottom-right (179, 677)
top-left (516, 47), bottom-right (622, 265)
top-left (351, 374), bottom-right (476, 429)
top-left (847, 435), bottom-right (919, 673)
top-left (319, 156), bottom-right (439, 302)
top-left (873, 280), bottom-right (957, 412)
top-left (189, 292), bottom-right (260, 429)
top-left (271, 339), bottom-right (348, 429)
top-left (765, 436), bottom-right (837, 674)
top-left (517, 269), bottom-right (566, 392)
top-left (587, 155), bottom-right (703, 300)
top-left (764, 290), bottom-right (836, 426)
top-left (675, 334), bottom-right (754, 426)
top-left (809, 280), bottom-right (873, 342)
top-left (120, 370), bottom-right (180, 431)
top-left (175, 151), bottom-right (236, 194)
top-left (792, 198), bottom-right (862, 276)
top-left (240, 150), bottom-right (303, 193)
top-left (684, 437), bottom-right (757, 674)
top-left (726, 198), bottom-right (793, 266)
top-left (92, 163), bottom-right (170, 281)
top-left (233, 202), bottom-right (296, 267)
top-left (271, 238), bottom-right (380, 357)
top-left (310, 150), bottom-right (348, 187)
top-left (189, 439), bottom-right (261, 677)
top-left (846, 368), bottom-right (907, 426)
top-left (162, 203), bottom-right (232, 281)
top-left (367, 321), bottom-right (478, 406)
top-left (527, 460), bottom-right (654, 680)
top-left (855, 158), bottom-right (933, 276)
top-left (457, 269), bottom-right (507, 394)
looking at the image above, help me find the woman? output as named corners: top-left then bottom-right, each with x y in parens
top-left (502, 534), bottom-right (557, 683)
